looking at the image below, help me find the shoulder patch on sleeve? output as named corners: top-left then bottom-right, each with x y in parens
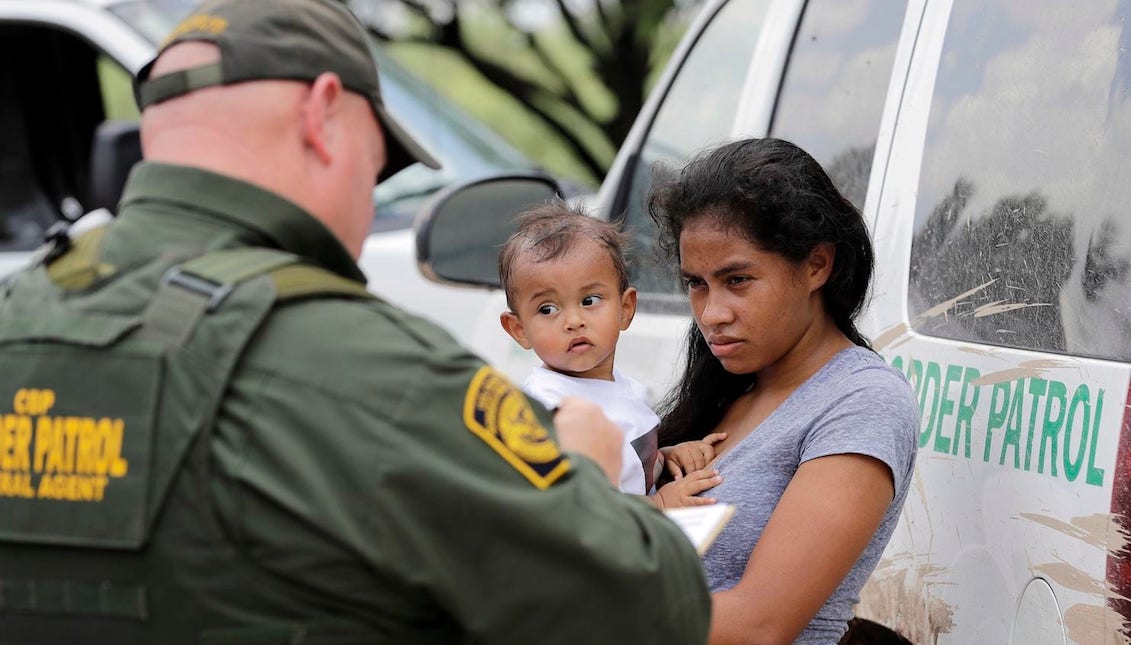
top-left (463, 366), bottom-right (570, 489)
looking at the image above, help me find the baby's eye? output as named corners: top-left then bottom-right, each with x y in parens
top-left (538, 304), bottom-right (559, 315)
top-left (581, 295), bottom-right (604, 307)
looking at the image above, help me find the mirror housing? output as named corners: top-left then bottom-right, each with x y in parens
top-left (416, 174), bottom-right (562, 288)
top-left (86, 120), bottom-right (142, 214)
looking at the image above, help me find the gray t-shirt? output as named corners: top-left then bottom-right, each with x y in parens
top-left (701, 346), bottom-right (918, 644)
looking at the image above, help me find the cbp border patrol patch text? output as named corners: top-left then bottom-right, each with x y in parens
top-left (463, 367), bottom-right (569, 489)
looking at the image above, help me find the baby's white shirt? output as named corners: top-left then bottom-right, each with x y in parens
top-left (522, 365), bottom-right (659, 495)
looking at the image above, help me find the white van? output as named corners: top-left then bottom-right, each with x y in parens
top-left (416, 1), bottom-right (1131, 643)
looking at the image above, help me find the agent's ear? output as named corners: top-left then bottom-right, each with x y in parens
top-left (620, 287), bottom-right (638, 330)
top-left (500, 311), bottom-right (532, 349)
top-left (806, 243), bottom-right (836, 292)
top-left (301, 72), bottom-right (345, 166)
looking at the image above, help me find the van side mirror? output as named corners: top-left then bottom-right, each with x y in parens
top-left (86, 120), bottom-right (142, 214)
top-left (416, 174), bottom-right (561, 288)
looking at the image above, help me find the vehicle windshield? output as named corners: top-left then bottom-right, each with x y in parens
top-left (105, 0), bottom-right (532, 231)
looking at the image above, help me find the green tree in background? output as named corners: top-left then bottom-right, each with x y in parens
top-left (347, 0), bottom-right (700, 186)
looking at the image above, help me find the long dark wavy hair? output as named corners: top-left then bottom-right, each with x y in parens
top-left (648, 138), bottom-right (875, 446)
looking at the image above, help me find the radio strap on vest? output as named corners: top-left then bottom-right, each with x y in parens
top-left (43, 225), bottom-right (116, 291)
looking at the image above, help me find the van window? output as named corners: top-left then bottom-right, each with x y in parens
top-left (617, 0), bottom-right (772, 301)
top-left (0, 25), bottom-right (109, 251)
top-left (769, 0), bottom-right (907, 211)
top-left (908, 0), bottom-right (1131, 363)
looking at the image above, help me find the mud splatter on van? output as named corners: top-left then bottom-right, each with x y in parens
top-left (856, 559), bottom-right (954, 644)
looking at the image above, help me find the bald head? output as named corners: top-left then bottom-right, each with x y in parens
top-left (140, 41), bottom-right (313, 175)
top-left (139, 41), bottom-right (386, 258)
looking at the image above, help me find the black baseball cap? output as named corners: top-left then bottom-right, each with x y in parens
top-left (134, 0), bottom-right (440, 182)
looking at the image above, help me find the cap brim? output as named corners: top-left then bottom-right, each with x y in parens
top-left (375, 103), bottom-right (441, 183)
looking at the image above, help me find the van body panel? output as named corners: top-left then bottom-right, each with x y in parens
top-left (859, 0), bottom-right (1131, 642)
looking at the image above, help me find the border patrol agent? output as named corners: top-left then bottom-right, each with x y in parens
top-left (0, 0), bottom-right (710, 643)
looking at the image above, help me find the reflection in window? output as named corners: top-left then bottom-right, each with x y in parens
top-left (769, 0), bottom-right (906, 211)
top-left (619, 0), bottom-right (771, 298)
top-left (909, 0), bottom-right (1131, 362)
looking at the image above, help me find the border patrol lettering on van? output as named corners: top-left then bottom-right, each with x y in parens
top-left (0, 388), bottom-right (129, 502)
top-left (891, 356), bottom-right (1106, 487)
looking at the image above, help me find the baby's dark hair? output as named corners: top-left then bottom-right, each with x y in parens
top-left (498, 200), bottom-right (631, 311)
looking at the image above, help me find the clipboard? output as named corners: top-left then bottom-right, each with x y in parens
top-left (663, 503), bottom-right (736, 555)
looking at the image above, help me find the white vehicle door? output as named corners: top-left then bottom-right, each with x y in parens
top-left (859, 1), bottom-right (1131, 643)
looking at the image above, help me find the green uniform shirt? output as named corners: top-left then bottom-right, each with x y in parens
top-left (91, 162), bottom-right (710, 643)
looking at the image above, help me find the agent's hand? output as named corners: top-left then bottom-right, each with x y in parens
top-left (553, 397), bottom-right (624, 487)
top-left (651, 470), bottom-right (723, 509)
top-left (663, 433), bottom-right (727, 479)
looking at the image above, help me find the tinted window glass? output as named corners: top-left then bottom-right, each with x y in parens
top-left (769, 0), bottom-right (907, 210)
top-left (0, 26), bottom-right (107, 250)
top-left (909, 1), bottom-right (1131, 362)
top-left (618, 0), bottom-right (772, 300)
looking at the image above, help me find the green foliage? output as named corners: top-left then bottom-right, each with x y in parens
top-left (387, 42), bottom-right (603, 184)
top-left (97, 56), bottom-right (140, 122)
top-left (354, 0), bottom-right (700, 186)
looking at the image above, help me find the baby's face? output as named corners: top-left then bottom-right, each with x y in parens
top-left (506, 241), bottom-right (634, 381)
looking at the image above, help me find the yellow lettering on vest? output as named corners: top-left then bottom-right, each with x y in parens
top-left (0, 414), bottom-right (32, 472)
top-left (13, 415), bottom-right (31, 472)
top-left (13, 389), bottom-right (28, 415)
top-left (66, 474), bottom-right (80, 499)
top-left (77, 475), bottom-right (93, 501)
top-left (36, 472), bottom-right (54, 498)
top-left (34, 416), bottom-right (55, 472)
top-left (105, 419), bottom-right (128, 478)
top-left (75, 417), bottom-right (99, 475)
top-left (62, 417), bottom-right (81, 474)
top-left (13, 389), bottom-right (54, 416)
top-left (0, 415), bottom-right (13, 468)
top-left (90, 418), bottom-right (110, 476)
top-left (35, 416), bottom-right (127, 477)
top-left (0, 471), bottom-right (34, 498)
top-left (1, 415), bottom-right (16, 470)
top-left (44, 418), bottom-right (62, 472)
top-left (91, 475), bottom-right (108, 501)
top-left (35, 474), bottom-right (109, 502)
top-left (44, 416), bottom-right (70, 473)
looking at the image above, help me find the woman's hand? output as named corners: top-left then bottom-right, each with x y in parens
top-left (663, 433), bottom-right (728, 479)
top-left (651, 470), bottom-right (723, 509)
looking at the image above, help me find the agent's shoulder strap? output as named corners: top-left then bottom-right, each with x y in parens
top-left (268, 262), bottom-right (377, 303)
top-left (138, 247), bottom-right (376, 348)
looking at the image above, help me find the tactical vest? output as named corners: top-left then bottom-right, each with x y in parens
top-left (0, 227), bottom-right (384, 644)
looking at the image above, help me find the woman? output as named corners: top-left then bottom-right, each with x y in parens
top-left (648, 138), bottom-right (919, 645)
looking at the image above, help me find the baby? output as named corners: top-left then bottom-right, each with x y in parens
top-left (497, 202), bottom-right (722, 508)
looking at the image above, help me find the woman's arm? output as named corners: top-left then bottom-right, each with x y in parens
top-left (709, 453), bottom-right (895, 645)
